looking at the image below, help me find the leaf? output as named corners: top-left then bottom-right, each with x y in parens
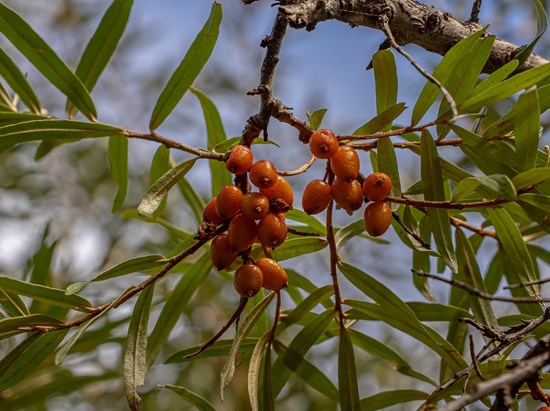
top-left (335, 219), bottom-right (367, 250)
top-left (0, 119), bottom-right (122, 147)
top-left (512, 167), bottom-right (550, 190)
top-left (353, 103), bottom-right (406, 135)
top-left (0, 289), bottom-right (29, 317)
top-left (309, 108), bottom-right (327, 131)
top-left (0, 81), bottom-right (16, 110)
top-left (161, 385), bottom-right (216, 411)
top-left (360, 390), bottom-right (429, 410)
top-left (108, 135), bottom-right (129, 212)
top-left (0, 47), bottom-right (41, 113)
top-left (148, 145), bottom-right (171, 216)
top-left (421, 131), bottom-right (457, 273)
top-left (164, 338), bottom-right (258, 364)
top-left (519, 193), bottom-right (550, 213)
top-left (0, 4), bottom-right (96, 120)
top-left (514, 0), bottom-right (547, 67)
top-left (278, 285), bottom-right (334, 333)
top-left (0, 314), bottom-right (62, 334)
top-left (176, 176), bottom-right (206, 225)
top-left (0, 275), bottom-right (92, 312)
top-left (191, 88), bottom-right (232, 197)
top-left (372, 49), bottom-right (397, 115)
top-left (250, 238), bottom-right (328, 263)
top-left (67, 0), bottom-right (133, 117)
top-left (124, 284), bottom-right (154, 411)
top-left (248, 332), bottom-right (272, 411)
top-left (0, 329), bottom-right (69, 391)
top-left (339, 327), bottom-right (361, 410)
top-left (377, 135), bottom-right (402, 203)
top-left (137, 158), bottom-right (197, 217)
top-left (451, 174), bottom-right (517, 202)
top-left (406, 302), bottom-right (472, 322)
top-left (514, 87), bottom-right (540, 171)
top-left (220, 292), bottom-right (275, 400)
top-left (149, 2), bottom-right (221, 130)
top-left (471, 60), bottom-right (519, 96)
top-left (285, 209), bottom-right (326, 236)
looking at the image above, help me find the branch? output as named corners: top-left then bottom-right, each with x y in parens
top-left (279, 0), bottom-right (549, 74)
top-left (387, 195), bottom-right (509, 210)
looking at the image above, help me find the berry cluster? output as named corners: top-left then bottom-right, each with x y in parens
top-left (304, 129), bottom-right (393, 236)
top-left (201, 145), bottom-right (289, 298)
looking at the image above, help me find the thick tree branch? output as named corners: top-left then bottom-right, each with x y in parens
top-left (279, 0), bottom-right (549, 73)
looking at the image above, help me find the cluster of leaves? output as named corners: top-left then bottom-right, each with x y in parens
top-left (1, 1), bottom-right (550, 410)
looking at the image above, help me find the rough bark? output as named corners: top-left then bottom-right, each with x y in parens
top-left (278, 0), bottom-right (549, 74)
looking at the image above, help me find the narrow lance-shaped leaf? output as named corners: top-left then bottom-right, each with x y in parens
top-left (514, 0), bottom-right (547, 66)
top-left (352, 103), bottom-right (406, 136)
top-left (0, 48), bottom-right (41, 113)
top-left (451, 174), bottom-right (517, 202)
top-left (309, 108), bottom-right (327, 131)
top-left (108, 135), bottom-right (129, 212)
top-left (161, 385), bottom-right (216, 411)
top-left (512, 167), bottom-right (550, 190)
top-left (360, 390), bottom-right (430, 411)
top-left (0, 3), bottom-right (96, 120)
top-left (67, 0), bottom-right (134, 117)
top-left (339, 327), bottom-right (361, 410)
top-left (124, 284), bottom-right (154, 411)
top-left (377, 136), bottom-right (402, 205)
top-left (372, 49), bottom-right (397, 116)
top-left (149, 2), bottom-right (222, 130)
top-left (248, 332), bottom-right (272, 411)
top-left (514, 87), bottom-right (540, 172)
top-left (0, 314), bottom-right (63, 334)
top-left (471, 60), bottom-right (519, 96)
top-left (148, 145), bottom-right (171, 216)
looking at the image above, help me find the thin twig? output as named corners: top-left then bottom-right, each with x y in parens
top-left (450, 217), bottom-right (497, 239)
top-left (469, 0), bottom-right (483, 23)
top-left (387, 195), bottom-right (509, 210)
top-left (286, 227), bottom-right (321, 237)
top-left (278, 155), bottom-right (315, 176)
top-left (469, 335), bottom-right (486, 382)
top-left (391, 211), bottom-right (431, 250)
top-left (506, 277), bottom-right (550, 290)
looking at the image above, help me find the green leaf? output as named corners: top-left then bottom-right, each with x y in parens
top-left (149, 2), bottom-right (221, 130)
top-left (124, 284), bottom-right (154, 411)
top-left (0, 314), bottom-right (62, 334)
top-left (250, 238), bottom-right (328, 263)
top-left (212, 136), bottom-right (279, 153)
top-left (360, 390), bottom-right (429, 410)
top-left (309, 108), bottom-right (328, 131)
top-left (0, 4), bottom-right (96, 120)
top-left (137, 158), bottom-right (197, 217)
top-left (0, 275), bottom-right (92, 312)
top-left (108, 135), bottom-right (129, 212)
top-left (0, 48), bottom-right (41, 113)
top-left (0, 119), bottom-right (122, 147)
top-left (220, 292), bottom-right (275, 400)
top-left (176, 176), bottom-right (206, 226)
top-left (405, 302), bottom-right (472, 322)
top-left (248, 332), bottom-right (272, 411)
top-left (352, 103), bottom-right (406, 135)
top-left (512, 167), bottom-right (550, 190)
top-left (285, 209), bottom-right (326, 236)
top-left (377, 135), bottom-right (402, 203)
top-left (452, 174), bottom-right (517, 202)
top-left (164, 338), bottom-right (258, 363)
top-left (0, 329), bottom-right (69, 391)
top-left (519, 193), bottom-right (550, 213)
top-left (514, 0), bottom-right (547, 67)
top-left (471, 60), bottom-right (519, 96)
top-left (0, 81), bottom-right (16, 111)
top-left (149, 145), bottom-right (171, 216)
top-left (161, 385), bottom-right (216, 411)
top-left (279, 285), bottom-right (333, 333)
top-left (67, 0), bottom-right (133, 117)
top-left (421, 131), bottom-right (457, 272)
top-left (339, 327), bottom-right (360, 410)
top-left (373, 49), bottom-right (397, 115)
top-left (335, 219), bottom-right (366, 250)
top-left (515, 87), bottom-right (540, 171)
top-left (0, 289), bottom-right (29, 317)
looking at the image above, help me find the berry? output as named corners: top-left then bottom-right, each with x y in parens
top-left (228, 214), bottom-right (258, 252)
top-left (256, 258), bottom-right (288, 291)
top-left (302, 179), bottom-right (332, 215)
top-left (332, 178), bottom-right (363, 212)
top-left (330, 146), bottom-right (360, 182)
top-left (363, 202), bottom-right (392, 237)
top-left (202, 197), bottom-right (224, 225)
top-left (249, 160), bottom-right (278, 189)
top-left (309, 129), bottom-right (339, 159)
top-left (215, 185), bottom-right (243, 220)
top-left (258, 212), bottom-right (287, 248)
top-left (234, 264), bottom-right (263, 297)
top-left (260, 176), bottom-right (294, 211)
top-left (210, 234), bottom-right (238, 271)
top-left (363, 172), bottom-right (392, 202)
top-left (241, 192), bottom-right (270, 220)
top-left (226, 145), bottom-right (253, 175)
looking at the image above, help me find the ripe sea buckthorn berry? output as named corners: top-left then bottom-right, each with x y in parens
top-left (309, 129), bottom-right (339, 159)
top-left (228, 214), bottom-right (258, 252)
top-left (363, 202), bottom-right (392, 237)
top-left (241, 192), bottom-right (270, 220)
top-left (255, 258), bottom-right (288, 291)
top-left (215, 184), bottom-right (243, 220)
top-left (363, 172), bottom-right (392, 202)
top-left (202, 197), bottom-right (224, 225)
top-left (258, 212), bottom-right (287, 248)
top-left (260, 176), bottom-right (294, 211)
top-left (249, 160), bottom-right (278, 189)
top-left (330, 146), bottom-right (360, 182)
top-left (537, 407), bottom-right (550, 411)
top-left (210, 234), bottom-right (238, 271)
top-left (226, 145), bottom-right (253, 175)
top-left (234, 264), bottom-right (263, 298)
top-left (302, 179), bottom-right (332, 215)
top-left (332, 178), bottom-right (363, 212)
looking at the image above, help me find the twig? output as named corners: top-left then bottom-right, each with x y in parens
top-left (450, 217), bottom-right (497, 239)
top-left (278, 155), bottom-right (315, 176)
top-left (506, 277), bottom-right (550, 290)
top-left (286, 227), bottom-right (320, 237)
top-left (379, 14), bottom-right (459, 119)
top-left (469, 335), bottom-right (486, 382)
top-left (391, 211), bottom-right (431, 250)
top-left (388, 195), bottom-right (509, 210)
top-left (469, 0), bottom-right (483, 23)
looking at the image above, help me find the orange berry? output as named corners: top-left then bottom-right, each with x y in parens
top-left (210, 234), bottom-right (238, 271)
top-left (363, 202), bottom-right (392, 237)
top-left (332, 178), bottom-right (363, 212)
top-left (234, 264), bottom-right (263, 297)
top-left (228, 214), bottom-right (258, 252)
top-left (260, 176), bottom-right (294, 211)
top-left (249, 160), bottom-right (278, 189)
top-left (226, 145), bottom-right (253, 175)
top-left (258, 212), bottom-right (287, 248)
top-left (330, 146), bottom-right (359, 182)
top-left (255, 258), bottom-right (288, 291)
top-left (302, 179), bottom-right (332, 215)
top-left (363, 172), bottom-right (392, 202)
top-left (215, 185), bottom-right (243, 220)
top-left (202, 197), bottom-right (224, 225)
top-left (241, 192), bottom-right (270, 220)
top-left (309, 129), bottom-right (339, 159)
